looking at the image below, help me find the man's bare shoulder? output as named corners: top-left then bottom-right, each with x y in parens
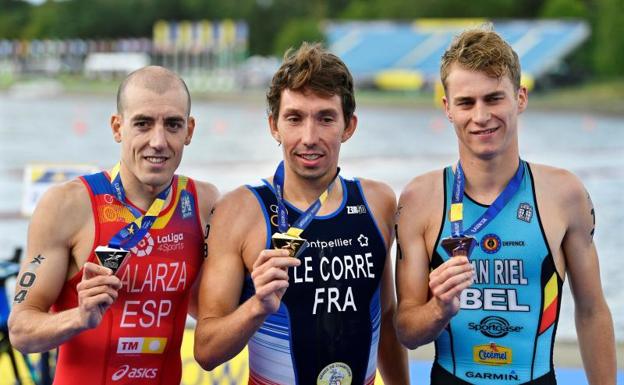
top-left (37, 179), bottom-right (90, 218)
top-left (193, 180), bottom-right (220, 219)
top-left (356, 178), bottom-right (396, 204)
top-left (194, 180), bottom-right (219, 203)
top-left (399, 169), bottom-right (445, 206)
top-left (30, 179), bottom-right (91, 240)
top-left (212, 185), bottom-right (262, 224)
top-left (529, 162), bottom-right (587, 205)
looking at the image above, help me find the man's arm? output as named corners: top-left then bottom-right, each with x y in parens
top-left (193, 187), bottom-right (300, 371)
top-left (556, 171), bottom-right (616, 385)
top-left (187, 181), bottom-right (219, 319)
top-left (8, 180), bottom-right (121, 353)
top-left (358, 179), bottom-right (409, 385)
top-left (395, 172), bottom-right (474, 349)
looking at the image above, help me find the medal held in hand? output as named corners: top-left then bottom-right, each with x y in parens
top-left (271, 232), bottom-right (308, 258)
top-left (271, 161), bottom-right (339, 258)
top-left (442, 160), bottom-right (525, 258)
top-left (94, 245), bottom-right (130, 274)
top-left (441, 236), bottom-right (477, 258)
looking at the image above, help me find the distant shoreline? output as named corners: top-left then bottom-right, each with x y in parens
top-left (2, 76), bottom-right (623, 117)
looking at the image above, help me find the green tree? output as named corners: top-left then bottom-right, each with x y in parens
top-left (273, 18), bottom-right (324, 55)
top-left (593, 0), bottom-right (624, 77)
top-left (540, 0), bottom-right (588, 17)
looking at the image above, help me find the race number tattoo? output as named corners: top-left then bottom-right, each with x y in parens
top-left (395, 224), bottom-right (403, 261)
top-left (13, 254), bottom-right (46, 304)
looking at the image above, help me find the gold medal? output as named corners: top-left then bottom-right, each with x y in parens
top-left (271, 232), bottom-right (308, 258)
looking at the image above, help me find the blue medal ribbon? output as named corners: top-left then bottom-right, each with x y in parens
top-left (450, 160), bottom-right (525, 238)
top-left (272, 161), bottom-right (339, 237)
top-left (107, 163), bottom-right (172, 250)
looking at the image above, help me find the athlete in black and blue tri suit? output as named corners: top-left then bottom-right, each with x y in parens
top-left (395, 27), bottom-right (615, 385)
top-left (194, 42), bottom-right (409, 385)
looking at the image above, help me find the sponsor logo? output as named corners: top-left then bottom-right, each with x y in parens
top-left (308, 238), bottom-right (353, 249)
top-left (131, 232), bottom-right (154, 257)
top-left (104, 194), bottom-right (114, 204)
top-left (117, 337), bottom-right (167, 354)
top-left (181, 191), bottom-right (193, 219)
top-left (517, 202), bottom-right (533, 223)
top-left (466, 370), bottom-right (519, 381)
top-left (468, 316), bottom-right (523, 338)
top-left (502, 240), bottom-right (525, 247)
top-left (357, 234), bottom-right (368, 247)
top-left (157, 232), bottom-right (185, 252)
top-left (112, 365), bottom-right (158, 381)
top-left (473, 343), bottom-right (512, 366)
top-left (157, 232), bottom-right (184, 244)
top-left (317, 362), bottom-right (352, 385)
top-left (347, 205), bottom-right (367, 215)
top-left (480, 234), bottom-right (501, 254)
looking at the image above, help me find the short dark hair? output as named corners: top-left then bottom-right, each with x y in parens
top-left (116, 66), bottom-right (191, 116)
top-left (267, 42), bottom-right (355, 126)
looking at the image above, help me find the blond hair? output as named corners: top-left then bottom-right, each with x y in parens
top-left (440, 27), bottom-right (521, 92)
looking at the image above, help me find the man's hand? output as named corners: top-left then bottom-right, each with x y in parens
top-left (428, 256), bottom-right (474, 318)
top-left (250, 249), bottom-right (301, 315)
top-left (76, 262), bottom-right (122, 329)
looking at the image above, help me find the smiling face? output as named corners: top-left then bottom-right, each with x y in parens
top-left (269, 88), bottom-right (356, 184)
top-left (111, 82), bottom-right (194, 195)
top-left (443, 64), bottom-right (527, 161)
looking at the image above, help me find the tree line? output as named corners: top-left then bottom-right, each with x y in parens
top-left (0, 0), bottom-right (621, 78)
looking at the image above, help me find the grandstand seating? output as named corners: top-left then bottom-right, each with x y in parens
top-left (326, 20), bottom-right (589, 89)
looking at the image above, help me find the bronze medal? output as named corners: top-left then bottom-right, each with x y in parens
top-left (441, 236), bottom-right (477, 258)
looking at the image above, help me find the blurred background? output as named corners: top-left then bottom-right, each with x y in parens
top-left (0, 0), bottom-right (622, 384)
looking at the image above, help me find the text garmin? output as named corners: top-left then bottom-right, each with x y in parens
top-left (466, 371), bottom-right (519, 380)
top-left (461, 258), bottom-right (530, 311)
top-left (292, 252), bottom-right (376, 315)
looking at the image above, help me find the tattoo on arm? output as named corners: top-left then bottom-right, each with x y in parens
top-left (587, 192), bottom-right (595, 242)
top-left (202, 207), bottom-right (215, 258)
top-left (395, 205), bottom-right (403, 219)
top-left (395, 224), bottom-right (403, 261)
top-left (13, 254), bottom-right (46, 304)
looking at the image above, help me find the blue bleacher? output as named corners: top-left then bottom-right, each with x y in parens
top-left (326, 20), bottom-right (590, 88)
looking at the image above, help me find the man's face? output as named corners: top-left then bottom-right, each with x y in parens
top-left (443, 64), bottom-right (527, 160)
top-left (111, 84), bottom-right (194, 192)
top-left (269, 88), bottom-right (356, 182)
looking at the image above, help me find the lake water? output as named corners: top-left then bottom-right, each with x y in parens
top-left (1, 91), bottom-right (622, 342)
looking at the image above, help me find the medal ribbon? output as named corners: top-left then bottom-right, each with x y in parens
top-left (107, 162), bottom-right (172, 250)
top-left (273, 160), bottom-right (339, 237)
top-left (450, 160), bottom-right (525, 238)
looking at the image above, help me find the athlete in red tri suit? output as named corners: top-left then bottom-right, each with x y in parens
top-left (8, 66), bottom-right (218, 385)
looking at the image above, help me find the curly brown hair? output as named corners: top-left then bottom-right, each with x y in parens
top-left (440, 27), bottom-right (521, 93)
top-left (266, 42), bottom-right (355, 126)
